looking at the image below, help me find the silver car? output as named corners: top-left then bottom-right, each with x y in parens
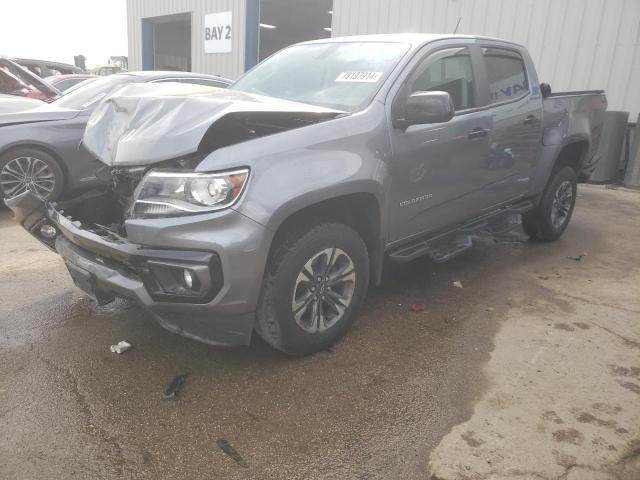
top-left (0, 71), bottom-right (231, 200)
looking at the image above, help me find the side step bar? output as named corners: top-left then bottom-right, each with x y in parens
top-left (388, 199), bottom-right (534, 264)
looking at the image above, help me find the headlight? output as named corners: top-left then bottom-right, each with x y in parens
top-left (130, 169), bottom-right (249, 218)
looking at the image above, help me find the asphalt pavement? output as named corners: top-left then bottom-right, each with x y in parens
top-left (1, 184), bottom-right (638, 480)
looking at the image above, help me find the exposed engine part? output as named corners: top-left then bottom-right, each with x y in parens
top-left (52, 156), bottom-right (208, 238)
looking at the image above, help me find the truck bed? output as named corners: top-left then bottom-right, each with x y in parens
top-left (542, 90), bottom-right (607, 180)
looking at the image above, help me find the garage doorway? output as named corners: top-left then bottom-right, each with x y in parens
top-left (258, 0), bottom-right (333, 61)
top-left (142, 13), bottom-right (191, 71)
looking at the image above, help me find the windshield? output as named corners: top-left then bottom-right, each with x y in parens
top-left (233, 42), bottom-right (409, 112)
top-left (53, 75), bottom-right (134, 110)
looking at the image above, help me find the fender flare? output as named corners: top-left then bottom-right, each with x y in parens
top-left (531, 136), bottom-right (590, 200)
top-left (260, 181), bottom-right (386, 286)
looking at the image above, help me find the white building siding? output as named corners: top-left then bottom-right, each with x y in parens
top-left (332, 0), bottom-right (640, 118)
top-left (127, 0), bottom-right (247, 79)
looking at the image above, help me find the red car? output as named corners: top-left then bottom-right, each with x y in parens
top-left (0, 58), bottom-right (61, 101)
top-left (44, 74), bottom-right (97, 93)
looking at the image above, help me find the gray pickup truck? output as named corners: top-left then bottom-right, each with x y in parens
top-left (7, 34), bottom-right (606, 355)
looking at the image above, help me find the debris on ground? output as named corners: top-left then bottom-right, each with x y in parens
top-left (605, 183), bottom-right (620, 190)
top-left (453, 280), bottom-right (463, 289)
top-left (109, 341), bottom-right (132, 354)
top-left (410, 303), bottom-right (426, 312)
top-left (163, 374), bottom-right (187, 401)
top-left (217, 439), bottom-right (249, 468)
top-left (567, 253), bottom-right (587, 262)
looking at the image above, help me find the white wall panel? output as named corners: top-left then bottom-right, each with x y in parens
top-left (127, 0), bottom-right (246, 80)
top-left (332, 0), bottom-right (640, 117)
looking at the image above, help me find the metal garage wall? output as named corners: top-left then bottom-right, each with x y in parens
top-left (332, 0), bottom-right (640, 118)
top-left (127, 0), bottom-right (247, 79)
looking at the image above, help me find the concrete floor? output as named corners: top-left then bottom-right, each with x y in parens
top-left (0, 184), bottom-right (638, 480)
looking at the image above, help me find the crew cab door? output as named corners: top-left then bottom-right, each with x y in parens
top-left (387, 45), bottom-right (492, 243)
top-left (477, 46), bottom-right (542, 206)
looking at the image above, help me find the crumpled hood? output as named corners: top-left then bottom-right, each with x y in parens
top-left (83, 82), bottom-right (343, 167)
top-left (0, 102), bottom-right (80, 126)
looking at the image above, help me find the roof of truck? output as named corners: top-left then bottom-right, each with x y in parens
top-left (303, 33), bottom-right (522, 48)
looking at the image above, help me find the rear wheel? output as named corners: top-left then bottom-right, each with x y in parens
top-left (523, 166), bottom-right (577, 241)
top-left (255, 222), bottom-right (369, 355)
top-left (0, 147), bottom-right (64, 201)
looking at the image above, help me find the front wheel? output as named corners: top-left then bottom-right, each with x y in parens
top-left (0, 147), bottom-right (64, 201)
top-left (255, 222), bottom-right (370, 355)
top-left (523, 166), bottom-right (577, 241)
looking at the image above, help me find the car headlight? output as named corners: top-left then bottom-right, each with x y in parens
top-left (130, 169), bottom-right (249, 218)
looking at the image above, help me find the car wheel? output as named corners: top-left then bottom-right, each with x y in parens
top-left (255, 222), bottom-right (370, 355)
top-left (0, 148), bottom-right (64, 201)
top-left (522, 166), bottom-right (577, 241)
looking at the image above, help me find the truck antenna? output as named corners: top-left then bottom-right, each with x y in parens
top-left (453, 17), bottom-right (462, 33)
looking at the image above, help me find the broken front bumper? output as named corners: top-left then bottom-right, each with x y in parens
top-left (5, 191), bottom-right (272, 347)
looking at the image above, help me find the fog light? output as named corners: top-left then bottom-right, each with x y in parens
top-left (40, 224), bottom-right (57, 239)
top-left (183, 269), bottom-right (194, 289)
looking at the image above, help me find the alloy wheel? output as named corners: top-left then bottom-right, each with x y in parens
top-left (0, 156), bottom-right (56, 199)
top-left (291, 247), bottom-right (356, 334)
top-left (550, 180), bottom-right (573, 229)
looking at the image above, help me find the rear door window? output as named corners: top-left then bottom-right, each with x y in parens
top-left (482, 48), bottom-right (529, 104)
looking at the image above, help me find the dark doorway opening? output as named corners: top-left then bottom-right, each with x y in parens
top-left (142, 13), bottom-right (192, 71)
top-left (258, 0), bottom-right (333, 61)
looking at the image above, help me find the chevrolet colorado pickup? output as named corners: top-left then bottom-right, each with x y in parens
top-left (6, 34), bottom-right (607, 355)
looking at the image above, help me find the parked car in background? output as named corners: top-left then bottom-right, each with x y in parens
top-left (0, 71), bottom-right (232, 201)
top-left (93, 65), bottom-right (125, 76)
top-left (12, 58), bottom-right (83, 77)
top-left (0, 67), bottom-right (34, 97)
top-left (44, 74), bottom-right (98, 93)
top-left (0, 58), bottom-right (61, 101)
top-left (6, 34), bottom-right (606, 355)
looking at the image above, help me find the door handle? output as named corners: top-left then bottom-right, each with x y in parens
top-left (468, 128), bottom-right (490, 139)
top-left (523, 115), bottom-right (538, 125)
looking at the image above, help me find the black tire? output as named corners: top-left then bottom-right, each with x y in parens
top-left (255, 222), bottom-right (370, 356)
top-left (0, 147), bottom-right (64, 201)
top-left (522, 166), bottom-right (577, 241)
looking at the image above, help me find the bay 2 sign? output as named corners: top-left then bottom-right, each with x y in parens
top-left (204, 12), bottom-right (232, 53)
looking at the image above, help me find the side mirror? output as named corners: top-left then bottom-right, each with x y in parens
top-left (402, 91), bottom-right (455, 128)
top-left (540, 82), bottom-right (552, 98)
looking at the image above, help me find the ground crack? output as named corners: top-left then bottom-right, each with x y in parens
top-left (590, 321), bottom-right (640, 350)
top-left (559, 292), bottom-right (640, 316)
top-left (555, 463), bottom-right (623, 480)
top-left (35, 350), bottom-right (126, 475)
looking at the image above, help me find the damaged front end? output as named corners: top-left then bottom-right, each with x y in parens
top-left (5, 83), bottom-right (343, 346)
top-left (53, 153), bottom-right (208, 238)
top-left (6, 187), bottom-right (261, 347)
top-left (4, 163), bottom-right (272, 347)
top-left (68, 82), bottom-right (344, 230)
top-left (6, 189), bottom-right (223, 305)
